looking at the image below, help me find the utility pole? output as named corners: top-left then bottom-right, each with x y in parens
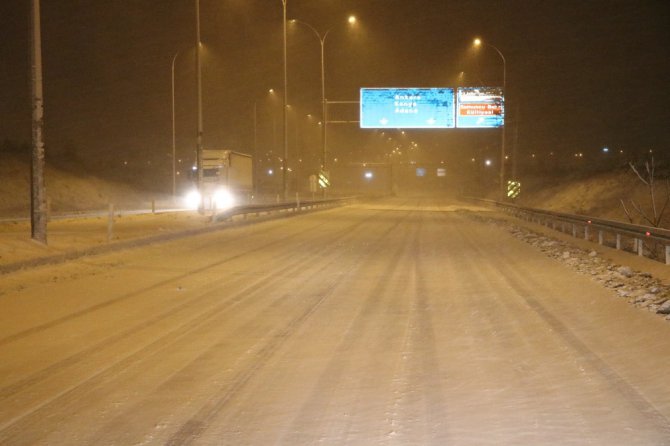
top-left (31, 0), bottom-right (47, 244)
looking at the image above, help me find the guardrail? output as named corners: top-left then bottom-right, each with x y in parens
top-left (0, 197), bottom-right (353, 275)
top-left (211, 197), bottom-right (353, 222)
top-left (475, 199), bottom-right (670, 265)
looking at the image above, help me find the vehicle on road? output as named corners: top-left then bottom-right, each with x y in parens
top-left (185, 149), bottom-right (253, 210)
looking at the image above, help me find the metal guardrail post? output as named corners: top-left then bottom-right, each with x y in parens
top-left (469, 196), bottom-right (670, 265)
top-left (107, 203), bottom-right (114, 242)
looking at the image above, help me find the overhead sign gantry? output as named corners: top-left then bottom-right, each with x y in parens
top-left (359, 87), bottom-right (504, 129)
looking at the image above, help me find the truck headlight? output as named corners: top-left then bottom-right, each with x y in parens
top-left (183, 189), bottom-right (201, 209)
top-left (213, 188), bottom-right (235, 210)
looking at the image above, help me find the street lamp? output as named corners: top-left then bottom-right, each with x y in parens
top-left (289, 15), bottom-right (357, 174)
top-left (254, 89), bottom-right (276, 197)
top-left (473, 37), bottom-right (507, 201)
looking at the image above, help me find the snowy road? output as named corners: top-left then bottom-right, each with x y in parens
top-left (1, 198), bottom-right (669, 445)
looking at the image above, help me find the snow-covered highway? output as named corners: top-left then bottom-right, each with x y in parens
top-left (1, 198), bottom-right (669, 445)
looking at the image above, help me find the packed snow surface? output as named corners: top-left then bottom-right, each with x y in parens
top-left (1, 198), bottom-right (669, 445)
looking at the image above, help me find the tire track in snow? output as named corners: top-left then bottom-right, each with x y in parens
top-left (273, 210), bottom-right (417, 445)
top-left (462, 213), bottom-right (670, 441)
top-left (497, 260), bottom-right (670, 440)
top-left (456, 214), bottom-right (596, 441)
top-left (0, 209), bottom-right (381, 444)
top-left (164, 211), bottom-right (416, 446)
top-left (0, 215), bottom-right (351, 400)
top-left (0, 217), bottom-right (328, 348)
top-left (382, 211), bottom-right (449, 444)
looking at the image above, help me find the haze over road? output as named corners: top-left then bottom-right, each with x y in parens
top-left (1, 198), bottom-right (669, 445)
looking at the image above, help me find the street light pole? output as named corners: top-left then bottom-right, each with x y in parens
top-left (253, 100), bottom-right (257, 197)
top-left (320, 34), bottom-right (326, 172)
top-left (290, 16), bottom-right (356, 173)
top-left (281, 0), bottom-right (288, 200)
top-left (474, 38), bottom-right (506, 201)
top-left (195, 0), bottom-right (204, 206)
top-left (171, 50), bottom-right (181, 200)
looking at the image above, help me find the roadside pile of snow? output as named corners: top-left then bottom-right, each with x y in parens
top-left (509, 227), bottom-right (670, 319)
top-left (0, 154), bottom-right (168, 216)
top-left (516, 170), bottom-right (670, 228)
top-left (476, 214), bottom-right (670, 321)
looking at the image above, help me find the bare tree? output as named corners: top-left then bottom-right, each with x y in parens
top-left (620, 157), bottom-right (670, 228)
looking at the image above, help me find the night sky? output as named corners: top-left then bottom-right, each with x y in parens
top-left (1, 0), bottom-right (669, 173)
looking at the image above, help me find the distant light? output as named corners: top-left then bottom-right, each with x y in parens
top-left (348, 15), bottom-right (357, 24)
top-left (268, 169), bottom-right (274, 175)
top-left (485, 159), bottom-right (492, 166)
top-left (473, 38), bottom-right (482, 46)
top-left (364, 171), bottom-right (373, 179)
top-left (602, 147), bottom-right (609, 153)
top-left (192, 165), bottom-right (197, 171)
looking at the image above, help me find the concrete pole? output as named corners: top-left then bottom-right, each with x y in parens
top-left (31, 0), bottom-right (47, 244)
top-left (195, 0), bottom-right (204, 206)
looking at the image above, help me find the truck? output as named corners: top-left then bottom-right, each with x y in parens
top-left (185, 149), bottom-right (253, 210)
